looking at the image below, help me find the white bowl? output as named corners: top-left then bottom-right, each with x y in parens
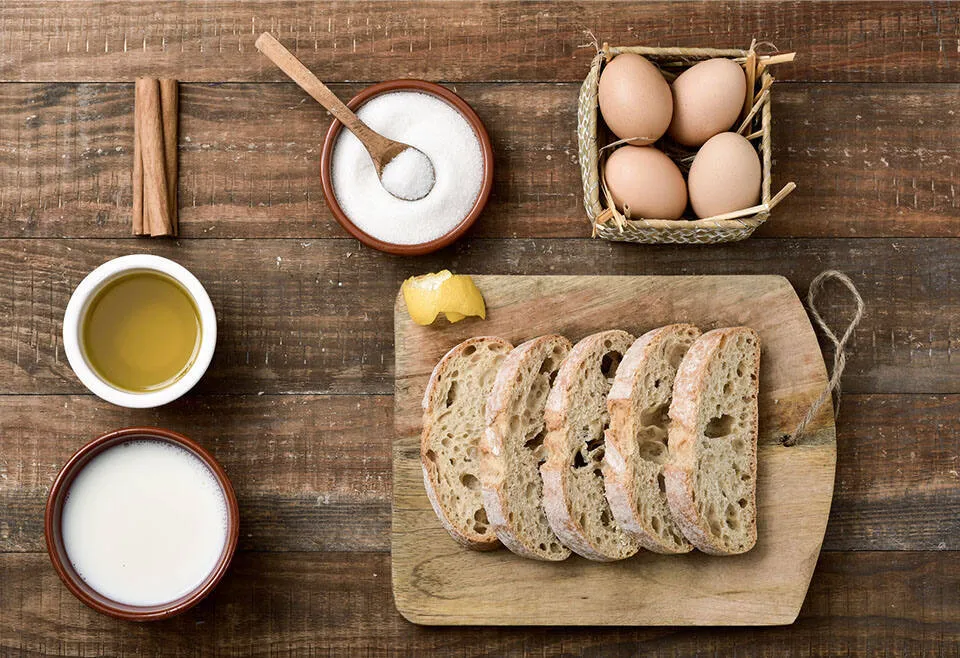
top-left (63, 255), bottom-right (217, 409)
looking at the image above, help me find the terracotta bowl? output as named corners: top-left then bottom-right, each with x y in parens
top-left (319, 79), bottom-right (494, 256)
top-left (44, 427), bottom-right (240, 621)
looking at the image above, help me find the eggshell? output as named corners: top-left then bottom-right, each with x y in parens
top-left (687, 132), bottom-right (761, 218)
top-left (604, 146), bottom-right (687, 220)
top-left (598, 54), bottom-right (673, 145)
top-left (668, 58), bottom-right (747, 147)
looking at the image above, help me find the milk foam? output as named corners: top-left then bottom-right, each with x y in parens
top-left (61, 440), bottom-right (229, 607)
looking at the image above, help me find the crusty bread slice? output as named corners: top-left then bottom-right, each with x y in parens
top-left (603, 324), bottom-right (701, 554)
top-left (421, 336), bottom-right (513, 549)
top-left (481, 335), bottom-right (573, 561)
top-left (540, 330), bottom-right (639, 561)
top-left (664, 327), bottom-right (760, 555)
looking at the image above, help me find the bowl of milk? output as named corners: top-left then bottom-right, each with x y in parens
top-left (45, 427), bottom-right (239, 620)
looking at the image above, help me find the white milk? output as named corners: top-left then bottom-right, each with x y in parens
top-left (61, 440), bottom-right (229, 607)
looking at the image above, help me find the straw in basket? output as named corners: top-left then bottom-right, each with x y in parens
top-left (578, 40), bottom-right (797, 245)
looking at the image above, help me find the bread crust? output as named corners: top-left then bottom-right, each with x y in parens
top-left (603, 324), bottom-right (699, 554)
top-left (480, 335), bottom-right (572, 561)
top-left (421, 336), bottom-right (512, 550)
top-left (540, 330), bottom-right (639, 561)
top-left (664, 327), bottom-right (760, 555)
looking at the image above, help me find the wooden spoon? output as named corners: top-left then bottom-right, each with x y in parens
top-left (255, 32), bottom-right (435, 201)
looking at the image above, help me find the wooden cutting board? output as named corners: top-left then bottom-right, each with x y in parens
top-left (393, 275), bottom-right (836, 626)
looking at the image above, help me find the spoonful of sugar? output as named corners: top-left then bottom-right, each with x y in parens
top-left (256, 32), bottom-right (436, 201)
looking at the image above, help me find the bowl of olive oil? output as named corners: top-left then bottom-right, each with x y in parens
top-left (63, 255), bottom-right (217, 408)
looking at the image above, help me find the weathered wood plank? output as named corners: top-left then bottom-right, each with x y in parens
top-left (0, 393), bottom-right (956, 553)
top-left (1, 2), bottom-right (957, 83)
top-left (1, 552), bottom-right (957, 654)
top-left (0, 0), bottom-right (953, 650)
top-left (1, 83), bottom-right (956, 239)
top-left (0, 395), bottom-right (391, 553)
top-left (825, 395), bottom-right (960, 551)
top-left (0, 238), bottom-right (955, 395)
top-left (761, 84), bottom-right (960, 238)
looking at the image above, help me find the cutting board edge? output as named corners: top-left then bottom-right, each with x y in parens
top-left (392, 274), bottom-right (795, 318)
top-left (392, 274), bottom-right (834, 627)
top-left (391, 564), bottom-right (808, 626)
top-left (391, 443), bottom-right (833, 627)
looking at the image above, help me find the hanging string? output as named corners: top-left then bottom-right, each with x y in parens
top-left (781, 270), bottom-right (865, 447)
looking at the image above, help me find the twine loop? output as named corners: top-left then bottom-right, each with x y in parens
top-left (781, 270), bottom-right (865, 447)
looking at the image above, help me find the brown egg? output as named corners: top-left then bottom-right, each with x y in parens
top-left (604, 146), bottom-right (687, 220)
top-left (598, 54), bottom-right (673, 145)
top-left (687, 132), bottom-right (761, 219)
top-left (668, 58), bottom-right (747, 147)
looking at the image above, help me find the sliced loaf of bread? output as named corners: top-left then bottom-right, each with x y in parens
top-left (664, 327), bottom-right (760, 555)
top-left (421, 336), bottom-right (513, 549)
top-left (540, 330), bottom-right (639, 561)
top-left (603, 324), bottom-right (701, 554)
top-left (481, 335), bottom-right (573, 561)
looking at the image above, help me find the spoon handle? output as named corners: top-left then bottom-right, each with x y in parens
top-left (255, 32), bottom-right (394, 163)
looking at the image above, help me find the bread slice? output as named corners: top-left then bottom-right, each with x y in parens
top-left (540, 330), bottom-right (639, 561)
top-left (421, 336), bottom-right (513, 549)
top-left (481, 335), bottom-right (573, 561)
top-left (664, 327), bottom-right (760, 555)
top-left (603, 324), bottom-right (701, 554)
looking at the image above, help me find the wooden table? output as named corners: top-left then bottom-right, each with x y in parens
top-left (0, 2), bottom-right (957, 655)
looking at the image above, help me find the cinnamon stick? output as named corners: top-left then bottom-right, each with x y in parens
top-left (132, 78), bottom-right (178, 236)
top-left (132, 89), bottom-right (144, 235)
top-left (136, 79), bottom-right (171, 236)
top-left (159, 79), bottom-right (179, 236)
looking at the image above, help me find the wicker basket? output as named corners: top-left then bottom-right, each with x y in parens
top-left (578, 43), bottom-right (796, 245)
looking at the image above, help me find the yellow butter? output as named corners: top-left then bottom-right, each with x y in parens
top-left (401, 271), bottom-right (486, 326)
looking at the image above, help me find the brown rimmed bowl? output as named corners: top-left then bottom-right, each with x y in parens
top-left (44, 427), bottom-right (240, 621)
top-left (319, 79), bottom-right (494, 256)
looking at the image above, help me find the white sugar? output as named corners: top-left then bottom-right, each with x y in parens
top-left (380, 148), bottom-right (435, 201)
top-left (331, 91), bottom-right (484, 246)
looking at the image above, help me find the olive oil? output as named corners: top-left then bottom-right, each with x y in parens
top-left (82, 271), bottom-right (201, 392)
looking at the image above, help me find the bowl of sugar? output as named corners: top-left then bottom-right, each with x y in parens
top-left (320, 80), bottom-right (494, 256)
top-left (45, 427), bottom-right (239, 621)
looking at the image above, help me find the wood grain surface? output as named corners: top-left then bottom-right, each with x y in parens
top-left (1, 83), bottom-right (956, 238)
top-left (2, 2), bottom-right (958, 83)
top-left (393, 275), bottom-right (836, 625)
top-left (0, 551), bottom-right (956, 656)
top-left (0, 393), bottom-right (955, 554)
top-left (0, 0), bottom-right (957, 653)
top-left (0, 238), bottom-right (955, 395)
